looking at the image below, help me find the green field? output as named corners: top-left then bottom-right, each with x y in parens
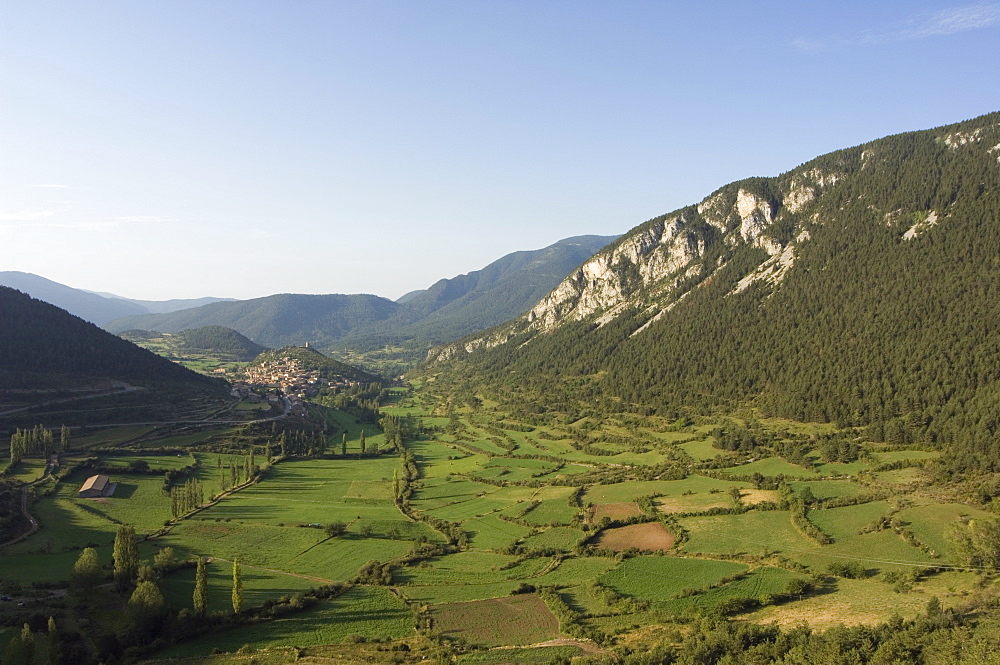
top-left (157, 586), bottom-right (413, 657)
top-left (520, 526), bottom-right (585, 551)
top-left (600, 556), bottom-right (748, 601)
top-left (432, 594), bottom-right (560, 646)
top-left (464, 515), bottom-right (532, 550)
top-left (9, 381), bottom-right (998, 662)
top-left (680, 511), bottom-right (816, 557)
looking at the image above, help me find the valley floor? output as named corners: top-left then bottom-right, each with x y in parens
top-left (2, 386), bottom-right (999, 664)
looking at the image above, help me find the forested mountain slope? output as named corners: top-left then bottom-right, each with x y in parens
top-left (346, 234), bottom-right (618, 348)
top-left (0, 286), bottom-right (222, 388)
top-left (105, 235), bottom-right (617, 355)
top-left (425, 111), bottom-right (1000, 473)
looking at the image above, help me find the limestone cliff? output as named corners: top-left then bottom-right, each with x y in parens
top-left (428, 113), bottom-right (1000, 363)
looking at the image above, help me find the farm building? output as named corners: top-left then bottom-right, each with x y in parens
top-left (79, 474), bottom-right (116, 498)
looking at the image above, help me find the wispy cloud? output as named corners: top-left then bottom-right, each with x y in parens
top-left (0, 209), bottom-right (60, 222)
top-left (793, 3), bottom-right (1000, 51)
top-left (28, 184), bottom-right (81, 190)
top-left (0, 213), bottom-right (166, 231)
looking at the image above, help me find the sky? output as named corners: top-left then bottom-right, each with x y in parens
top-left (2, 1), bottom-right (999, 301)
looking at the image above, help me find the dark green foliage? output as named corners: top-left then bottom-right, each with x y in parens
top-left (0, 287), bottom-right (223, 388)
top-left (0, 480), bottom-right (30, 542)
top-left (113, 524), bottom-right (139, 592)
top-left (424, 112), bottom-right (1000, 474)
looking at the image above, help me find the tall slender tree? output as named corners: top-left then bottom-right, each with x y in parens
top-left (231, 559), bottom-right (243, 614)
top-left (19, 625), bottom-right (33, 665)
top-left (193, 557), bottom-right (208, 617)
top-left (46, 617), bottom-right (59, 665)
top-left (113, 524), bottom-right (139, 592)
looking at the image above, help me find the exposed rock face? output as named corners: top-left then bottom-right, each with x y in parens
top-left (428, 116), bottom-right (1000, 363)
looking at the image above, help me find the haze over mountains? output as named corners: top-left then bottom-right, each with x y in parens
top-left (0, 271), bottom-right (235, 326)
top-left (101, 234), bottom-right (617, 353)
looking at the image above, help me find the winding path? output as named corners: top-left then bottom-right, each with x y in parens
top-left (0, 454), bottom-right (59, 550)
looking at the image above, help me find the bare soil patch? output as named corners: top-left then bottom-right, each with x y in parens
top-left (595, 522), bottom-right (675, 551)
top-left (589, 502), bottom-right (643, 521)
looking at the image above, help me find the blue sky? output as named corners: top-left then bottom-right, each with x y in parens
top-left (2, 1), bottom-right (998, 300)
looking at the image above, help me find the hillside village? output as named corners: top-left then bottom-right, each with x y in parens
top-left (232, 350), bottom-right (362, 416)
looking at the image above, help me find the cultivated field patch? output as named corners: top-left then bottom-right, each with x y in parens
top-left (738, 489), bottom-right (780, 505)
top-left (595, 522), bottom-right (675, 551)
top-left (740, 577), bottom-right (950, 628)
top-left (520, 526), bottom-right (585, 551)
top-left (788, 479), bottom-right (866, 500)
top-left (432, 594), bottom-right (560, 647)
top-left (464, 515), bottom-right (532, 550)
top-left (600, 556), bottom-right (748, 601)
top-left (589, 502), bottom-right (643, 521)
top-left (157, 586), bottom-right (413, 658)
top-left (718, 457), bottom-right (820, 478)
top-left (680, 511), bottom-right (815, 557)
top-left (655, 494), bottom-right (731, 514)
top-left (678, 438), bottom-right (724, 461)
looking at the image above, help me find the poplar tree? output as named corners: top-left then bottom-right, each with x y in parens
top-left (113, 524), bottom-right (139, 592)
top-left (46, 617), bottom-right (59, 665)
top-left (231, 560), bottom-right (243, 614)
top-left (193, 557), bottom-right (208, 616)
top-left (19, 625), bottom-right (33, 665)
top-left (59, 424), bottom-right (70, 452)
top-left (341, 432), bottom-right (347, 455)
top-left (359, 430), bottom-right (366, 456)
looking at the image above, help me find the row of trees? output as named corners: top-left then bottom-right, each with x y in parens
top-left (8, 424), bottom-right (69, 465)
top-left (170, 478), bottom-right (205, 517)
top-left (2, 618), bottom-right (60, 665)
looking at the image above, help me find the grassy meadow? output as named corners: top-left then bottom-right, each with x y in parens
top-left (3, 388), bottom-right (996, 664)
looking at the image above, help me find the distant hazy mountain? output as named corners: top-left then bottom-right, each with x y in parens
top-left (106, 293), bottom-right (403, 349)
top-left (357, 234), bottom-right (619, 346)
top-left (0, 272), bottom-right (149, 325)
top-left (91, 292), bottom-right (238, 314)
top-left (0, 272), bottom-right (235, 324)
top-left (104, 234), bottom-right (618, 356)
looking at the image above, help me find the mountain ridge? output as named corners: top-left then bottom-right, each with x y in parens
top-left (103, 234), bottom-right (618, 357)
top-left (421, 111), bottom-right (1000, 472)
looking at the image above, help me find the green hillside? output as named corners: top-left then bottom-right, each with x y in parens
top-left (423, 111), bottom-right (1000, 475)
top-left (102, 235), bottom-right (616, 368)
top-left (121, 326), bottom-right (268, 363)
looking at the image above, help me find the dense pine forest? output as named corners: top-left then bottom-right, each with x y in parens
top-left (0, 287), bottom-right (224, 389)
top-left (423, 112), bottom-right (1000, 475)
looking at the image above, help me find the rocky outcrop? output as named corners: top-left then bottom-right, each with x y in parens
top-left (428, 114), bottom-right (1000, 364)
